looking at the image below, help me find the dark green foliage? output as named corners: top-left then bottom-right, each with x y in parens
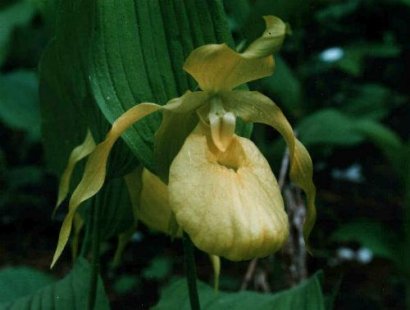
top-left (0, 259), bottom-right (109, 309)
top-left (1, 0), bottom-right (410, 309)
top-left (154, 272), bottom-right (324, 310)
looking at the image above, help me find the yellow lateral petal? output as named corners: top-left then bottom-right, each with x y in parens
top-left (54, 129), bottom-right (96, 213)
top-left (139, 169), bottom-right (173, 234)
top-left (223, 91), bottom-right (317, 249)
top-left (51, 103), bottom-right (161, 268)
top-left (125, 167), bottom-right (178, 235)
top-left (169, 125), bottom-right (289, 261)
top-left (183, 16), bottom-right (286, 91)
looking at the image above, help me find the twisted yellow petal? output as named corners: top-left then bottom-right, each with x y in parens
top-left (222, 91), bottom-right (317, 248)
top-left (51, 103), bottom-right (160, 268)
top-left (183, 16), bottom-right (287, 91)
top-left (54, 129), bottom-right (96, 213)
top-left (169, 125), bottom-right (289, 261)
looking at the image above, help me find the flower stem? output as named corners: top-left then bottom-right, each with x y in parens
top-left (88, 196), bottom-right (101, 310)
top-left (183, 232), bottom-right (200, 310)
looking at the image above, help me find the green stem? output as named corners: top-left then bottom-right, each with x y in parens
top-left (183, 232), bottom-right (200, 310)
top-left (405, 186), bottom-right (410, 310)
top-left (80, 207), bottom-right (92, 257)
top-left (88, 196), bottom-right (101, 310)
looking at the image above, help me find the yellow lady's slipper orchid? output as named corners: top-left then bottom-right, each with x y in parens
top-left (169, 124), bottom-right (288, 260)
top-left (51, 16), bottom-right (316, 267)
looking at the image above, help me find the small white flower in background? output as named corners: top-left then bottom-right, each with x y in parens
top-left (320, 47), bottom-right (344, 63)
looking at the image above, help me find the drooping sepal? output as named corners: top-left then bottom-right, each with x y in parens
top-left (54, 129), bottom-right (96, 214)
top-left (51, 103), bottom-right (161, 267)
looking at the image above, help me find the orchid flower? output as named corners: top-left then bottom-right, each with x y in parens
top-left (51, 16), bottom-right (316, 267)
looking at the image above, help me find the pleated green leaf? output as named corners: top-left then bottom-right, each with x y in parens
top-left (39, 0), bottom-right (137, 177)
top-left (0, 259), bottom-right (109, 309)
top-left (40, 0), bottom-right (250, 178)
top-left (297, 109), bottom-right (403, 165)
top-left (0, 267), bottom-right (54, 303)
top-left (154, 272), bottom-right (324, 310)
top-left (88, 0), bottom-right (250, 173)
top-left (97, 177), bottom-right (135, 241)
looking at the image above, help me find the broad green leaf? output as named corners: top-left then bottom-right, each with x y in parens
top-left (297, 109), bottom-right (403, 163)
top-left (0, 259), bottom-right (109, 309)
top-left (154, 108), bottom-right (198, 183)
top-left (143, 257), bottom-right (172, 281)
top-left (336, 42), bottom-right (401, 76)
top-left (51, 103), bottom-right (161, 267)
top-left (39, 42), bottom-right (89, 175)
top-left (39, 0), bottom-right (138, 178)
top-left (331, 219), bottom-right (401, 265)
top-left (88, 0), bottom-right (251, 173)
top-left (316, 0), bottom-right (359, 22)
top-left (97, 176), bottom-right (135, 241)
top-left (259, 56), bottom-right (303, 115)
top-left (40, 0), bottom-right (251, 179)
top-left (340, 84), bottom-right (402, 121)
top-left (353, 119), bottom-right (402, 166)
top-left (0, 1), bottom-right (35, 66)
top-left (154, 272), bottom-right (324, 310)
top-left (0, 266), bottom-right (54, 303)
top-left (297, 109), bottom-right (364, 146)
top-left (112, 275), bottom-right (140, 295)
top-left (0, 70), bottom-right (40, 140)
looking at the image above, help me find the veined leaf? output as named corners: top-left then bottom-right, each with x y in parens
top-left (0, 267), bottom-right (54, 303)
top-left (97, 176), bottom-right (135, 241)
top-left (297, 109), bottom-right (403, 162)
top-left (40, 0), bottom-right (251, 178)
top-left (0, 259), bottom-right (109, 309)
top-left (88, 0), bottom-right (251, 173)
top-left (154, 272), bottom-right (324, 310)
top-left (39, 1), bottom-right (137, 177)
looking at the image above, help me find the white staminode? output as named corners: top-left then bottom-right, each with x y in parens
top-left (209, 97), bottom-right (236, 152)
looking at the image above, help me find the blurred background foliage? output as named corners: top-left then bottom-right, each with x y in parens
top-left (0, 0), bottom-right (409, 309)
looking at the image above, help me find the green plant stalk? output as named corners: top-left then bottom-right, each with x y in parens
top-left (404, 184), bottom-right (410, 310)
top-left (80, 204), bottom-right (93, 257)
top-left (183, 232), bottom-right (200, 310)
top-left (88, 196), bottom-right (101, 310)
